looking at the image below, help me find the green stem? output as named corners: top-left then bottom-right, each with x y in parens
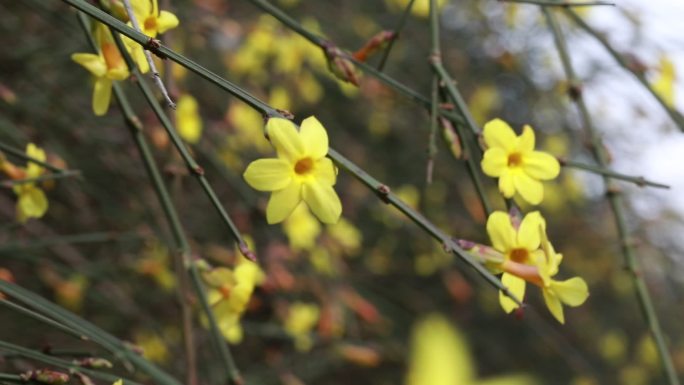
top-left (429, 2), bottom-right (492, 216)
top-left (0, 341), bottom-right (145, 385)
top-left (0, 232), bottom-right (138, 252)
top-left (376, 0), bottom-right (416, 71)
top-left (107, 25), bottom-right (253, 261)
top-left (563, 9), bottom-right (684, 132)
top-left (243, 0), bottom-right (467, 126)
top-left (60, 0), bottom-right (519, 305)
top-left (544, 9), bottom-right (680, 385)
top-left (71, 12), bottom-right (244, 383)
top-left (0, 142), bottom-right (64, 173)
top-left (1, 170), bottom-right (81, 187)
top-left (0, 280), bottom-right (182, 385)
top-left (561, 159), bottom-right (669, 189)
top-left (0, 299), bottom-right (88, 341)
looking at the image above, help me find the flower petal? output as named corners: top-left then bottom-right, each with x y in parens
top-left (498, 169), bottom-right (516, 198)
top-left (18, 187), bottom-right (48, 219)
top-left (483, 118), bottom-right (517, 151)
top-left (499, 273), bottom-right (525, 313)
top-left (551, 277), bottom-right (589, 307)
top-left (486, 211), bottom-right (515, 252)
top-left (481, 147), bottom-right (508, 177)
top-left (156, 11), bottom-right (180, 34)
top-left (302, 181), bottom-right (342, 224)
top-left (542, 288), bottom-right (565, 324)
top-left (299, 116), bottom-right (328, 159)
top-left (266, 118), bottom-right (304, 162)
top-left (312, 157), bottom-right (336, 185)
top-left (513, 172), bottom-right (543, 205)
top-left (516, 211), bottom-right (543, 251)
top-left (518, 125), bottom-right (536, 152)
top-left (522, 151), bottom-right (560, 180)
top-left (266, 180), bottom-right (301, 224)
top-left (72, 53), bottom-right (107, 77)
top-left (244, 158), bottom-right (292, 191)
top-left (93, 77), bottom-right (112, 116)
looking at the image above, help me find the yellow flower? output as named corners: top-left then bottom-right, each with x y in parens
top-left (408, 314), bottom-right (537, 385)
top-left (652, 55), bottom-right (676, 107)
top-left (13, 144), bottom-right (49, 222)
top-left (72, 25), bottom-right (129, 116)
top-left (283, 203), bottom-right (321, 251)
top-left (176, 94), bottom-right (202, 144)
top-left (130, 0), bottom-right (179, 37)
top-left (203, 256), bottom-right (265, 344)
top-left (535, 226), bottom-right (588, 324)
top-left (386, 0), bottom-right (446, 19)
top-left (481, 119), bottom-right (560, 205)
top-left (284, 302), bottom-right (320, 351)
top-left (243, 117), bottom-right (342, 224)
top-left (486, 210), bottom-right (545, 313)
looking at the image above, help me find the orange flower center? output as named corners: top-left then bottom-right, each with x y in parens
top-left (144, 16), bottom-right (158, 33)
top-left (219, 285), bottom-right (231, 299)
top-left (101, 43), bottom-right (124, 71)
top-left (294, 157), bottom-right (314, 175)
top-left (507, 152), bottom-right (522, 167)
top-left (509, 248), bottom-right (529, 263)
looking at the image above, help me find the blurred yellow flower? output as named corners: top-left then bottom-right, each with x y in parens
top-left (408, 314), bottom-right (537, 385)
top-left (481, 119), bottom-right (560, 205)
top-left (652, 55), bottom-right (676, 107)
top-left (386, 0), bottom-right (446, 19)
top-left (72, 24), bottom-right (129, 116)
top-left (283, 203), bottom-right (321, 251)
top-left (176, 94), bottom-right (202, 144)
top-left (486, 210), bottom-right (544, 313)
top-left (243, 117), bottom-right (342, 224)
top-left (11, 144), bottom-right (49, 222)
top-left (203, 255), bottom-right (265, 343)
top-left (284, 302), bottom-right (320, 351)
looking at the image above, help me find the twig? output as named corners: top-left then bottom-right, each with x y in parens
top-left (560, 159), bottom-right (670, 189)
top-left (0, 280), bottom-right (182, 385)
top-left (376, 0), bottom-right (415, 71)
top-left (0, 170), bottom-right (81, 187)
top-left (543, 9), bottom-right (680, 385)
top-left (61, 0), bottom-right (522, 306)
top-left (120, 0), bottom-right (176, 109)
top-left (562, 8), bottom-right (684, 132)
top-left (0, 231), bottom-right (139, 251)
top-left (0, 142), bottom-right (64, 173)
top-left (0, 299), bottom-right (89, 341)
top-left (72, 12), bottom-right (244, 383)
top-left (428, 0), bottom-right (492, 216)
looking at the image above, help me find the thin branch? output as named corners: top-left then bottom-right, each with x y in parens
top-left (0, 142), bottom-right (65, 173)
top-left (543, 9), bottom-right (680, 385)
top-left (0, 170), bottom-right (81, 187)
top-left (0, 231), bottom-right (139, 251)
top-left (376, 0), bottom-right (415, 71)
top-left (0, 299), bottom-right (89, 341)
top-left (0, 280), bottom-right (182, 385)
top-left (72, 12), bottom-right (243, 384)
top-left (120, 0), bottom-right (176, 109)
top-left (560, 159), bottom-right (670, 189)
top-left (61, 0), bottom-right (522, 306)
top-left (428, 0), bottom-right (492, 216)
top-left (563, 8), bottom-right (684, 131)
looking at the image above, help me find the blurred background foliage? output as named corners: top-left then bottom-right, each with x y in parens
top-left (0, 0), bottom-right (682, 385)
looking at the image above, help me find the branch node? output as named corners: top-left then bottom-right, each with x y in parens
top-left (376, 184), bottom-right (391, 203)
top-left (238, 242), bottom-right (258, 263)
